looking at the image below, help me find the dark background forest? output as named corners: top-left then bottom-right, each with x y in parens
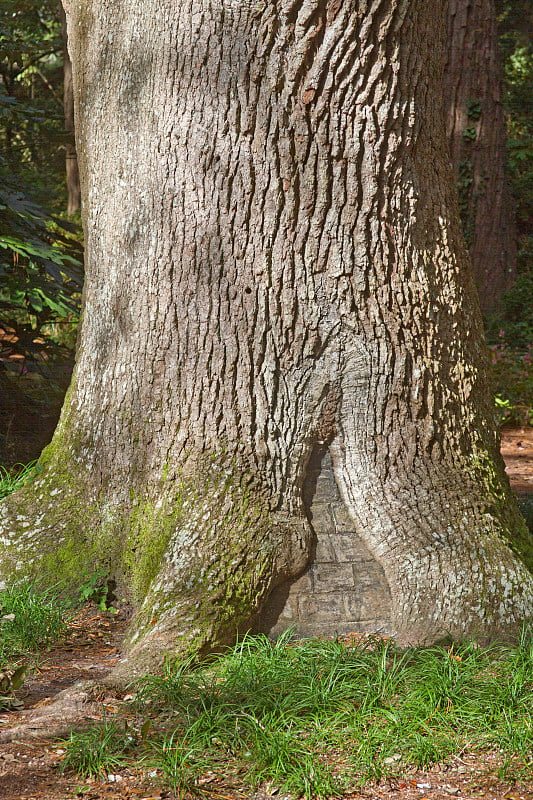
top-left (0, 0), bottom-right (532, 467)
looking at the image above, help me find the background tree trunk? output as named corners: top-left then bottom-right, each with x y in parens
top-left (0, 0), bottom-right (532, 680)
top-left (60, 4), bottom-right (81, 216)
top-left (444, 0), bottom-right (516, 311)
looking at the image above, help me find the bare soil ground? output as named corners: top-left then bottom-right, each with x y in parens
top-left (501, 428), bottom-right (533, 495)
top-left (0, 429), bottom-right (532, 800)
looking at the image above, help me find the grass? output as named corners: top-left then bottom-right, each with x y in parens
top-left (59, 718), bottom-right (136, 778)
top-left (144, 729), bottom-right (212, 797)
top-left (60, 627), bottom-right (533, 798)
top-left (0, 461), bottom-right (70, 666)
top-left (0, 578), bottom-right (71, 709)
top-left (0, 460), bottom-right (38, 501)
top-left (0, 579), bottom-right (70, 664)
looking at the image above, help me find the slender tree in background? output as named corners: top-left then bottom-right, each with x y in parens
top-left (0, 0), bottom-right (83, 449)
top-left (60, 4), bottom-right (80, 216)
top-left (0, 0), bottom-right (532, 681)
top-left (0, 1), bottom-right (63, 196)
top-left (444, 0), bottom-right (517, 311)
top-left (497, 0), bottom-right (533, 294)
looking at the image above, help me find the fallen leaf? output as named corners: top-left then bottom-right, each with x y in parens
top-left (33, 697), bottom-right (52, 709)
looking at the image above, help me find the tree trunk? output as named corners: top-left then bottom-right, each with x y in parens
top-left (444, 0), bottom-right (516, 311)
top-left (60, 4), bottom-right (81, 215)
top-left (1, 0), bottom-right (532, 680)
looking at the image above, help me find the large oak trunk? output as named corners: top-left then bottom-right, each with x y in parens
top-left (444, 0), bottom-right (516, 311)
top-left (0, 0), bottom-right (532, 680)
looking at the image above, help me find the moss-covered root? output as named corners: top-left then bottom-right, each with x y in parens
top-left (110, 502), bottom-right (312, 684)
top-left (0, 389), bottom-right (121, 591)
top-left (0, 434), bottom-right (313, 680)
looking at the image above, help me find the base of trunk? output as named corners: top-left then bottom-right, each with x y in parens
top-left (1, 418), bottom-right (532, 681)
top-left (253, 447), bottom-right (392, 638)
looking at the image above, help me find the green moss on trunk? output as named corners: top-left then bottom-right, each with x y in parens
top-left (467, 442), bottom-right (533, 573)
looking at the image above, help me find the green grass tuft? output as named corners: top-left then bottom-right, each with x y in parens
top-left (0, 579), bottom-right (70, 664)
top-left (143, 729), bottom-right (212, 799)
top-left (0, 460), bottom-right (38, 501)
top-left (60, 718), bottom-right (136, 778)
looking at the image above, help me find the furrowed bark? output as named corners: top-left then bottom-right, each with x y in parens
top-left (0, 0), bottom-right (531, 678)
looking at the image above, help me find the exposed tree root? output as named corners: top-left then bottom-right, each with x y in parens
top-left (0, 680), bottom-right (109, 743)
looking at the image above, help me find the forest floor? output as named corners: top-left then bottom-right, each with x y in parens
top-left (0, 427), bottom-right (531, 800)
top-left (500, 428), bottom-right (533, 494)
top-left (0, 607), bottom-right (532, 800)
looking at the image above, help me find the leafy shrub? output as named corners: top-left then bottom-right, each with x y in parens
top-left (77, 569), bottom-right (118, 613)
top-left (0, 178), bottom-right (83, 372)
top-left (0, 1), bottom-right (83, 379)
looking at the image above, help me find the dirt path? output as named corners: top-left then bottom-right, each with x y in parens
top-left (0, 429), bottom-right (532, 800)
top-left (501, 428), bottom-right (533, 495)
top-left (0, 609), bottom-right (132, 799)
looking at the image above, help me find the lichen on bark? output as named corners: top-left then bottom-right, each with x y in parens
top-left (120, 452), bottom-right (312, 676)
top-left (0, 0), bottom-right (532, 678)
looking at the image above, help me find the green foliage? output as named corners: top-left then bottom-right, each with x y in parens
top-left (60, 718), bottom-right (136, 778)
top-left (478, 1), bottom-right (533, 428)
top-left (499, 0), bottom-right (533, 277)
top-left (457, 159), bottom-right (474, 244)
top-left (0, 1), bottom-right (61, 77)
top-left (466, 100), bottom-right (481, 121)
top-left (462, 126), bottom-right (477, 142)
top-left (0, 479), bottom-right (72, 672)
top-left (77, 570), bottom-right (118, 613)
top-left (0, 174), bottom-right (83, 367)
top-left (487, 332), bottom-right (533, 426)
top-left (0, 579), bottom-right (69, 662)
top-left (483, 5), bottom-right (533, 420)
top-left (0, 0), bottom-right (64, 204)
top-left (122, 630), bottom-right (533, 796)
top-left (485, 272), bottom-right (533, 348)
top-left (0, 575), bottom-right (69, 709)
top-left (0, 459), bottom-right (39, 500)
top-left (485, 272), bottom-right (533, 424)
top-left (0, 1), bottom-right (83, 380)
top-left (144, 730), bottom-right (213, 799)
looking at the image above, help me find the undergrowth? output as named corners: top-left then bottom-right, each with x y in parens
top-left (60, 718), bottom-right (136, 778)
top-left (0, 579), bottom-right (70, 664)
top-left (60, 628), bottom-right (533, 798)
top-left (0, 578), bottom-right (71, 709)
top-left (0, 460), bottom-right (38, 501)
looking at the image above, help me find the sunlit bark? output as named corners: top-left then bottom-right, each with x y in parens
top-left (0, 0), bottom-right (531, 680)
